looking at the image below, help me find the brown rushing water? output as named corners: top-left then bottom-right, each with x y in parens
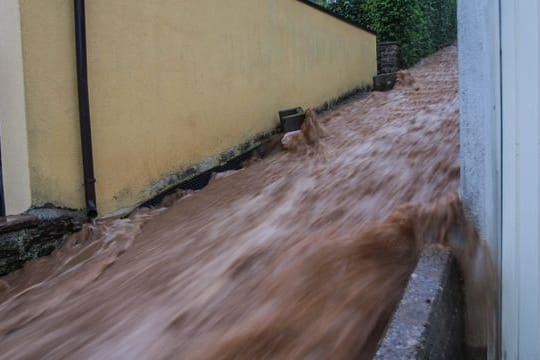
top-left (0, 46), bottom-right (473, 359)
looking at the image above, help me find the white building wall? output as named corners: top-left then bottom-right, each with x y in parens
top-left (500, 0), bottom-right (540, 358)
top-left (459, 0), bottom-right (540, 358)
top-left (458, 0), bottom-right (501, 355)
top-left (0, 0), bottom-right (32, 215)
top-left (458, 0), bottom-right (501, 270)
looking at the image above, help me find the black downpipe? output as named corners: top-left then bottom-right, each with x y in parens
top-left (0, 143), bottom-right (6, 218)
top-left (74, 0), bottom-right (97, 218)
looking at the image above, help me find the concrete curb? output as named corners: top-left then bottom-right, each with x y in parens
top-left (375, 246), bottom-right (465, 360)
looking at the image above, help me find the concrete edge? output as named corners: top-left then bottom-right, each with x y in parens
top-left (375, 246), bottom-right (465, 360)
top-left (0, 214), bottom-right (83, 276)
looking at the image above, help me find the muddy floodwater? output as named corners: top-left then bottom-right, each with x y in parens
top-left (0, 46), bottom-right (464, 359)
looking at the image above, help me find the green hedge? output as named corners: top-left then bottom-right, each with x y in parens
top-left (327, 0), bottom-right (457, 68)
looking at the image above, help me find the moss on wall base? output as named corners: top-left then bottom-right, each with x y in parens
top-left (123, 128), bottom-right (281, 216)
top-left (0, 212), bottom-right (84, 275)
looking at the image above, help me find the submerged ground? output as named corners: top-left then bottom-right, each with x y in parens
top-left (0, 46), bottom-right (459, 359)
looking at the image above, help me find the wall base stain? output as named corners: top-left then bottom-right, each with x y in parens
top-left (143, 128), bottom-right (280, 207)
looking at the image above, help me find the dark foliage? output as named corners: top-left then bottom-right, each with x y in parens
top-left (326, 0), bottom-right (457, 67)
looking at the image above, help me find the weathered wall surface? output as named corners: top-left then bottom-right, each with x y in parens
top-left (19, 0), bottom-right (376, 215)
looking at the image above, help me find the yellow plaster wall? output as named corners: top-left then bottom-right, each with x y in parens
top-left (19, 0), bottom-right (376, 215)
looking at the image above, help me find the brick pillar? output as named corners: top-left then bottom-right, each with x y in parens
top-left (379, 41), bottom-right (400, 74)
